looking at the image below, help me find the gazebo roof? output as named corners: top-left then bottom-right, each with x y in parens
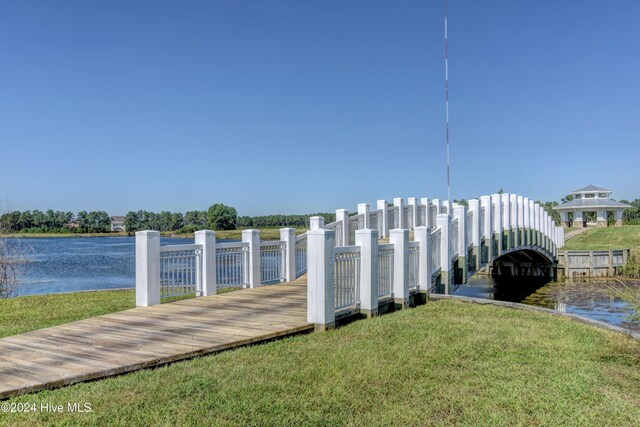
top-left (570, 184), bottom-right (611, 194)
top-left (554, 198), bottom-right (631, 211)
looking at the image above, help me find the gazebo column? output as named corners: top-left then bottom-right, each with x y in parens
top-left (574, 210), bottom-right (584, 228)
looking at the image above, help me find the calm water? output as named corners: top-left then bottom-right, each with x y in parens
top-left (16, 236), bottom-right (196, 296)
top-left (457, 276), bottom-right (640, 331)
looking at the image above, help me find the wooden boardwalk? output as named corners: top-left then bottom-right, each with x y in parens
top-left (0, 277), bottom-right (311, 400)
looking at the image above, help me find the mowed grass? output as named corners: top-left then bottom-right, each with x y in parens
top-left (0, 287), bottom-right (240, 338)
top-left (562, 225), bottom-right (640, 250)
top-left (1, 300), bottom-right (639, 426)
top-left (0, 290), bottom-right (135, 338)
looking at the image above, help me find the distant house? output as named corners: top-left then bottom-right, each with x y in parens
top-left (554, 185), bottom-right (630, 228)
top-left (64, 220), bottom-right (80, 229)
top-left (111, 216), bottom-right (126, 232)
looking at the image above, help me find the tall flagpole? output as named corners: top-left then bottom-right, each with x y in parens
top-left (444, 0), bottom-right (451, 202)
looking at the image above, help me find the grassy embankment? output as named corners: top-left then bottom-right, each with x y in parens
top-left (562, 225), bottom-right (640, 251)
top-left (562, 225), bottom-right (640, 277)
top-left (0, 297), bottom-right (638, 425)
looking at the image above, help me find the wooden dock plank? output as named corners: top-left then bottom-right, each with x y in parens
top-left (0, 280), bottom-right (312, 400)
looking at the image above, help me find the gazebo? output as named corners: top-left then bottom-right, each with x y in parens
top-left (554, 185), bottom-right (630, 228)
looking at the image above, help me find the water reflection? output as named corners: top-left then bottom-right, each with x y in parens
top-left (15, 236), bottom-right (200, 296)
top-left (456, 275), bottom-right (640, 331)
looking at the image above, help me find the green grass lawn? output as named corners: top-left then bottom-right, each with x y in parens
top-left (562, 225), bottom-right (640, 250)
top-left (1, 299), bottom-right (638, 426)
top-left (0, 287), bottom-right (240, 339)
top-left (0, 290), bottom-right (135, 338)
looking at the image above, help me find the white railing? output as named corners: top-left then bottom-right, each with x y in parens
top-left (306, 194), bottom-right (563, 328)
top-left (260, 241), bottom-right (286, 284)
top-left (431, 228), bottom-right (441, 274)
top-left (136, 227), bottom-right (316, 306)
top-left (334, 246), bottom-right (361, 311)
top-left (370, 210), bottom-right (380, 236)
top-left (408, 241), bottom-right (420, 290)
top-left (388, 206), bottom-right (398, 229)
top-left (465, 211), bottom-right (473, 249)
top-left (417, 205), bottom-right (427, 227)
top-left (403, 206), bottom-right (412, 229)
top-left (450, 218), bottom-right (459, 258)
top-left (378, 243), bottom-right (394, 297)
top-left (326, 220), bottom-right (343, 246)
top-left (216, 242), bottom-right (249, 288)
top-left (348, 213), bottom-right (365, 245)
top-left (159, 244), bottom-right (203, 300)
top-left (429, 206), bottom-right (437, 228)
top-left (295, 233), bottom-right (307, 277)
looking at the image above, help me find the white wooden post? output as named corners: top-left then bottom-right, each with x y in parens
top-left (516, 195), bottom-right (524, 247)
top-left (510, 194), bottom-right (519, 247)
top-left (436, 213), bottom-right (451, 293)
top-left (357, 203), bottom-right (370, 229)
top-left (310, 216), bottom-right (325, 231)
top-left (420, 197), bottom-right (431, 228)
top-left (468, 199), bottom-right (481, 272)
top-left (442, 200), bottom-right (451, 215)
top-left (414, 226), bottom-right (431, 294)
top-left (280, 228), bottom-right (296, 282)
top-left (136, 230), bottom-right (161, 307)
top-left (307, 229), bottom-right (336, 330)
top-left (195, 230), bottom-right (216, 296)
top-left (408, 197), bottom-right (419, 229)
top-left (377, 200), bottom-right (389, 238)
top-left (432, 198), bottom-right (442, 214)
top-left (491, 194), bottom-right (503, 256)
top-left (356, 229), bottom-right (378, 317)
top-left (453, 205), bottom-right (467, 283)
top-left (546, 215), bottom-right (552, 252)
top-left (534, 203), bottom-right (541, 247)
top-left (502, 193), bottom-right (511, 250)
top-left (243, 229), bottom-right (261, 288)
top-left (529, 199), bottom-right (536, 246)
top-left (481, 195), bottom-right (493, 264)
top-left (394, 198), bottom-right (405, 229)
top-left (523, 197), bottom-right (530, 245)
top-left (335, 209), bottom-right (349, 247)
top-left (390, 229), bottom-right (409, 307)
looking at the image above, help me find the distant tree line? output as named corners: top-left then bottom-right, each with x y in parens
top-left (620, 199), bottom-right (640, 225)
top-left (124, 203), bottom-right (336, 234)
top-left (0, 210), bottom-right (111, 233)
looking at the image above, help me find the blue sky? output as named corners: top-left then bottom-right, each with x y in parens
top-left (1, 0), bottom-right (638, 216)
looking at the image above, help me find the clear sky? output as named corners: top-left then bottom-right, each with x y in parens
top-left (1, 0), bottom-right (639, 216)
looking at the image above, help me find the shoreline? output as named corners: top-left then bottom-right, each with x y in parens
top-left (0, 228), bottom-right (307, 240)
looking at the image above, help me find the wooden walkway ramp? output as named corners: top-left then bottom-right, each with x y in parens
top-left (0, 277), bottom-right (311, 400)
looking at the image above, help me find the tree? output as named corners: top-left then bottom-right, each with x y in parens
top-left (560, 194), bottom-right (574, 204)
top-left (207, 204), bottom-right (237, 231)
top-left (0, 237), bottom-right (31, 298)
top-left (537, 200), bottom-right (561, 224)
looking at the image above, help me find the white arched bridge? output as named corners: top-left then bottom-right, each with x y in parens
top-left (136, 193), bottom-right (563, 330)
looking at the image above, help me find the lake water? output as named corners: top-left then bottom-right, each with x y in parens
top-left (456, 276), bottom-right (640, 332)
top-left (16, 236), bottom-right (196, 296)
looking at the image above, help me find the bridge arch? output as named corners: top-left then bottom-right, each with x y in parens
top-left (489, 247), bottom-right (556, 281)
